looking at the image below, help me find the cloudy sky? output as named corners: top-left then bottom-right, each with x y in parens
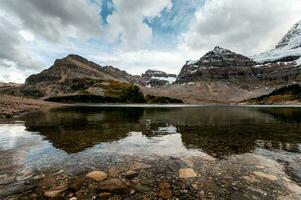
top-left (0, 0), bottom-right (301, 83)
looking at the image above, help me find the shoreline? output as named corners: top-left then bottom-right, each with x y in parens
top-left (0, 95), bottom-right (66, 119)
top-left (2, 94), bottom-right (301, 120)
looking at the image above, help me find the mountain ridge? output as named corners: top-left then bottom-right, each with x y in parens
top-left (1, 20), bottom-right (301, 104)
top-left (253, 20), bottom-right (301, 63)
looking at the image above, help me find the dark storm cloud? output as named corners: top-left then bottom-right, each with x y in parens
top-left (0, 0), bottom-right (102, 42)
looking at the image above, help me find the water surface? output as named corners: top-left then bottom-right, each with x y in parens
top-left (1, 106), bottom-right (301, 199)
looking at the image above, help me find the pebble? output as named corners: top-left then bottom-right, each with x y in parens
top-left (158, 180), bottom-right (170, 189)
top-left (97, 178), bottom-right (128, 194)
top-left (44, 186), bottom-right (67, 198)
top-left (68, 177), bottom-right (85, 192)
top-left (99, 192), bottom-right (111, 198)
top-left (134, 183), bottom-right (153, 193)
top-left (158, 188), bottom-right (173, 199)
top-left (86, 171), bottom-right (107, 182)
top-left (124, 171), bottom-right (139, 179)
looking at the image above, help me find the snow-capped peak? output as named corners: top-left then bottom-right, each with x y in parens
top-left (276, 20), bottom-right (301, 49)
top-left (253, 20), bottom-right (301, 63)
top-left (212, 46), bottom-right (231, 54)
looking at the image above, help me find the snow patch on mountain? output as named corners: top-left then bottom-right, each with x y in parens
top-left (151, 76), bottom-right (176, 83)
top-left (297, 57), bottom-right (301, 66)
top-left (253, 20), bottom-right (301, 63)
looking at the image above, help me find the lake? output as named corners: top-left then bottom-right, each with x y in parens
top-left (1, 105), bottom-right (301, 199)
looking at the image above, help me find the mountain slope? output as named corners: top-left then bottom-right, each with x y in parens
top-left (253, 20), bottom-right (301, 63)
top-left (14, 55), bottom-right (145, 103)
top-left (144, 45), bottom-right (301, 104)
top-left (242, 84), bottom-right (301, 105)
top-left (176, 46), bottom-right (257, 84)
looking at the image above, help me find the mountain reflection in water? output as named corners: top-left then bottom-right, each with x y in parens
top-left (19, 106), bottom-right (301, 157)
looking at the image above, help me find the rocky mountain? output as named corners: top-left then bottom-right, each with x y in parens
top-left (176, 46), bottom-right (257, 84)
top-left (0, 54), bottom-right (183, 104)
top-left (18, 54), bottom-right (145, 103)
top-left (143, 43), bottom-right (301, 104)
top-left (253, 20), bottom-right (301, 64)
top-left (138, 69), bottom-right (177, 88)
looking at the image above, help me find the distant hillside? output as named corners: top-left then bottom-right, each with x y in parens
top-left (242, 84), bottom-right (301, 104)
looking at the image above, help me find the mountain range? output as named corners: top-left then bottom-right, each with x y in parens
top-left (1, 20), bottom-right (301, 104)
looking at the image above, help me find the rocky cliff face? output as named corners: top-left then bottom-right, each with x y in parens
top-left (176, 45), bottom-right (301, 87)
top-left (176, 46), bottom-right (257, 85)
top-left (138, 69), bottom-right (177, 88)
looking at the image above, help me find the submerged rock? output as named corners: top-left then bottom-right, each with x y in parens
top-left (133, 183), bottom-right (153, 193)
top-left (129, 162), bottom-right (151, 171)
top-left (86, 171), bottom-right (107, 182)
top-left (123, 171), bottom-right (139, 179)
top-left (68, 177), bottom-right (85, 192)
top-left (158, 180), bottom-right (171, 189)
top-left (158, 188), bottom-right (172, 199)
top-left (97, 178), bottom-right (128, 194)
top-left (178, 168), bottom-right (198, 178)
top-left (44, 185), bottom-right (68, 198)
top-left (253, 172), bottom-right (277, 181)
top-left (158, 180), bottom-right (172, 199)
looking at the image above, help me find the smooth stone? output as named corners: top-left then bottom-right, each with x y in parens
top-left (124, 171), bottom-right (139, 179)
top-left (99, 192), bottom-right (111, 198)
top-left (133, 183), bottom-right (152, 193)
top-left (97, 178), bottom-right (128, 194)
top-left (158, 188), bottom-right (173, 199)
top-left (178, 168), bottom-right (198, 178)
top-left (44, 185), bottom-right (68, 198)
top-left (191, 184), bottom-right (198, 190)
top-left (86, 171), bottom-right (107, 182)
top-left (253, 172), bottom-right (277, 181)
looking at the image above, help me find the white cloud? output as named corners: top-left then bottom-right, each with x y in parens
top-left (0, 17), bottom-right (42, 72)
top-left (0, 0), bottom-right (103, 83)
top-left (19, 30), bottom-right (35, 42)
top-left (89, 48), bottom-right (200, 75)
top-left (0, 60), bottom-right (32, 83)
top-left (105, 0), bottom-right (172, 50)
top-left (180, 0), bottom-right (301, 56)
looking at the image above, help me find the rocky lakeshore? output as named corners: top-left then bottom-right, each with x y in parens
top-left (0, 95), bottom-right (62, 119)
top-left (1, 154), bottom-right (301, 200)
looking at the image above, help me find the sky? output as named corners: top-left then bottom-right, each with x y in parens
top-left (0, 0), bottom-right (301, 83)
